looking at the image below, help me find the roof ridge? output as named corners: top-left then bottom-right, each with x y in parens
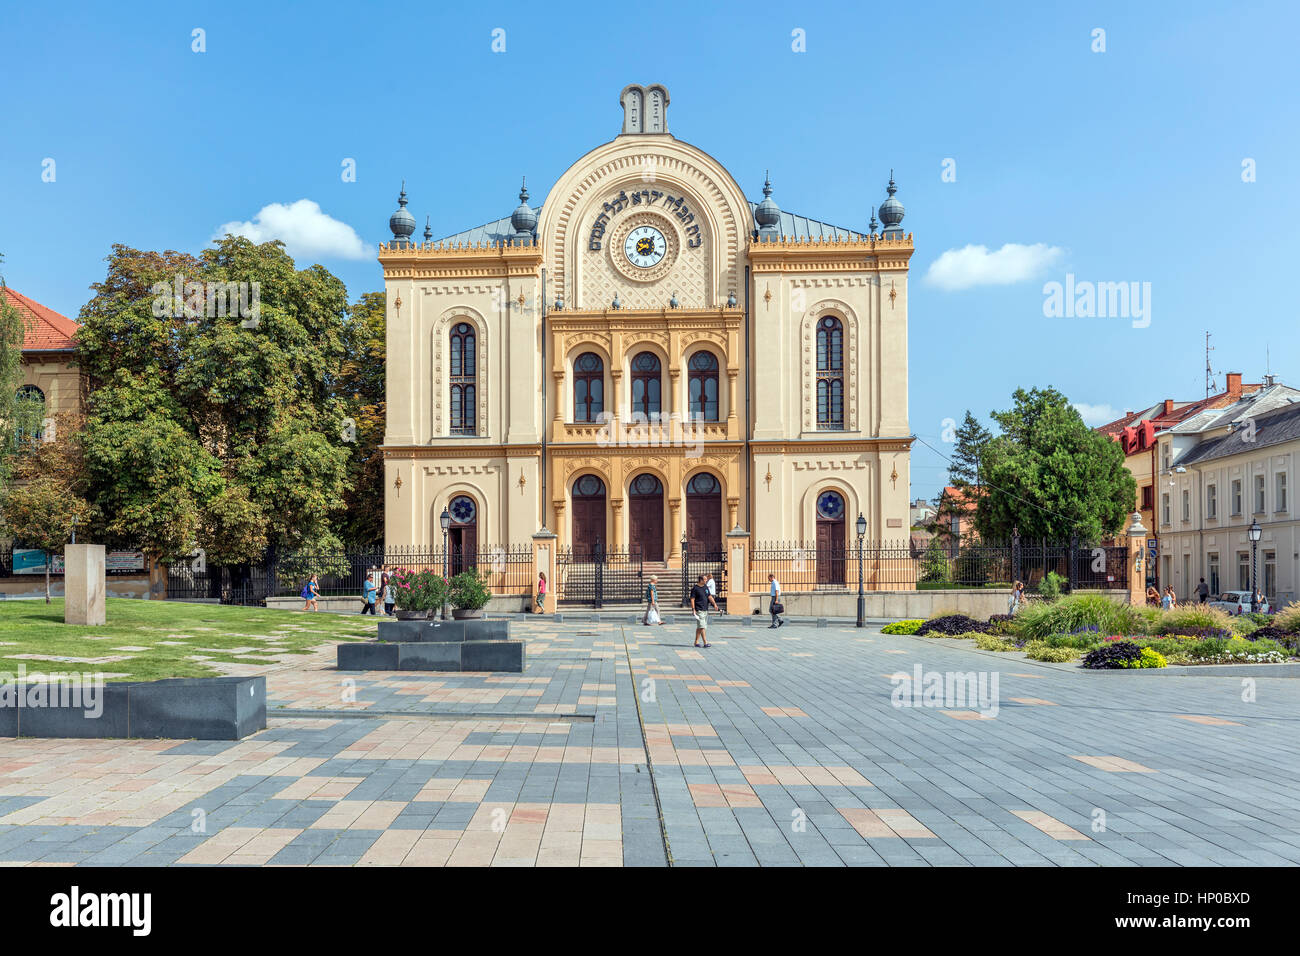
top-left (2, 286), bottom-right (79, 350)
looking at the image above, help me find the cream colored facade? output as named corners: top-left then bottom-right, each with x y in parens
top-left (380, 86), bottom-right (913, 562)
top-left (1153, 385), bottom-right (1300, 607)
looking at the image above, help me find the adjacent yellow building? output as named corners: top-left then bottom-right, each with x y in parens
top-left (379, 85), bottom-right (913, 581)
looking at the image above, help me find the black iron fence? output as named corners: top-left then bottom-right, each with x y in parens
top-left (750, 538), bottom-right (1131, 592)
top-left (164, 544), bottom-right (534, 606)
top-left (557, 542), bottom-right (645, 607)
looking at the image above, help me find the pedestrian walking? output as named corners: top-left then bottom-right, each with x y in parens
top-left (535, 571), bottom-right (547, 613)
top-left (361, 572), bottom-right (378, 615)
top-left (381, 571), bottom-right (395, 616)
top-left (643, 574), bottom-right (664, 626)
top-left (1146, 585), bottom-right (1160, 606)
top-left (1160, 586), bottom-right (1173, 610)
top-left (767, 573), bottom-right (784, 628)
top-left (1195, 577), bottom-right (1209, 604)
top-left (1009, 580), bottom-right (1026, 615)
top-left (691, 574), bottom-right (717, 647)
top-left (706, 573), bottom-right (717, 600)
top-left (301, 573), bottom-right (320, 612)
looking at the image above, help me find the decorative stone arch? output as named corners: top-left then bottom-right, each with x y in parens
top-left (622, 338), bottom-right (670, 418)
top-left (798, 481), bottom-right (861, 545)
top-left (432, 307), bottom-right (489, 439)
top-left (681, 463), bottom-right (727, 499)
top-left (564, 340), bottom-right (613, 423)
top-left (433, 482), bottom-right (491, 544)
top-left (800, 301), bottom-right (859, 433)
top-left (681, 336), bottom-right (728, 421)
top-left (536, 137), bottom-right (752, 312)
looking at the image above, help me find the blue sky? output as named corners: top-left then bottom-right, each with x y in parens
top-left (2, 0), bottom-right (1297, 502)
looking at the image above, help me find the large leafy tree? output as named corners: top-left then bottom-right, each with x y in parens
top-left (974, 387), bottom-right (1136, 543)
top-left (335, 290), bottom-right (386, 547)
top-left (77, 238), bottom-right (354, 583)
top-left (0, 257), bottom-right (30, 478)
top-left (0, 478), bottom-right (98, 603)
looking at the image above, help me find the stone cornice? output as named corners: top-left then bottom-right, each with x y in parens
top-left (747, 235), bottom-right (913, 272)
top-left (378, 240), bottom-right (544, 280)
top-left (382, 443), bottom-right (541, 459)
top-left (750, 437), bottom-right (914, 454)
top-left (548, 307), bottom-right (742, 331)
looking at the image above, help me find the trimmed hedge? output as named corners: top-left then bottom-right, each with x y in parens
top-left (881, 619), bottom-right (924, 635)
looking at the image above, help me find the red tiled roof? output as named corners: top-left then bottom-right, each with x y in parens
top-left (940, 486), bottom-right (979, 513)
top-left (2, 286), bottom-right (79, 351)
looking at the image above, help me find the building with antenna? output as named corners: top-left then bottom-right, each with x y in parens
top-left (376, 84), bottom-right (914, 579)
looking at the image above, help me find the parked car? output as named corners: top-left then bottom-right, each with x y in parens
top-left (1209, 591), bottom-right (1271, 615)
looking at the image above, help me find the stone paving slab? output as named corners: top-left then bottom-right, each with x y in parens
top-left (1, 617), bottom-right (1298, 865)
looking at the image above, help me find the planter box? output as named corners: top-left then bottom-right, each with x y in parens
top-left (377, 619), bottom-right (510, 643)
top-left (337, 618), bottom-right (524, 673)
top-left (0, 676), bottom-right (266, 740)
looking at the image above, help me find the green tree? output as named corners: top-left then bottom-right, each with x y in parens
top-left (335, 290), bottom-right (386, 546)
top-left (0, 478), bottom-right (98, 603)
top-left (949, 410), bottom-right (992, 489)
top-left (974, 387), bottom-right (1136, 542)
top-left (0, 258), bottom-right (31, 477)
top-left (77, 238), bottom-right (355, 581)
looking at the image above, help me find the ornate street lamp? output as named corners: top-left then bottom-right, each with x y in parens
top-left (1248, 520), bottom-right (1262, 613)
top-left (440, 507), bottom-right (452, 620)
top-left (855, 512), bottom-right (867, 628)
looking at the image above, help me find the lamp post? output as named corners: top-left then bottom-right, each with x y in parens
top-left (439, 507), bottom-right (452, 620)
top-left (1248, 520), bottom-right (1262, 613)
top-left (855, 512), bottom-right (867, 628)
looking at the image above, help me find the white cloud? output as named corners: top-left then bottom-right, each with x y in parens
top-left (924, 242), bottom-right (1064, 291)
top-left (1072, 402), bottom-right (1122, 427)
top-left (214, 200), bottom-right (369, 260)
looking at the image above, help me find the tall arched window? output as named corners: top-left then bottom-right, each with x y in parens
top-left (13, 385), bottom-right (45, 444)
top-left (630, 351), bottom-right (661, 418)
top-left (449, 322), bottom-right (477, 435)
top-left (573, 352), bottom-right (604, 422)
top-left (687, 351), bottom-right (719, 422)
top-left (816, 316), bottom-right (844, 430)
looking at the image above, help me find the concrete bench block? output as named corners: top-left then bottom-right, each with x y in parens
top-left (129, 677), bottom-right (266, 740)
top-left (396, 642), bottom-right (464, 670)
top-left (337, 642), bottom-right (400, 670)
top-left (462, 640), bottom-right (526, 672)
top-left (1, 677), bottom-right (265, 741)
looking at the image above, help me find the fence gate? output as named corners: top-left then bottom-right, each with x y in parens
top-left (558, 541), bottom-right (645, 608)
top-left (680, 541), bottom-right (727, 609)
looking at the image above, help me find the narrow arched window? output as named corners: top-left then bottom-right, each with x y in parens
top-left (630, 351), bottom-right (661, 418)
top-left (13, 385), bottom-right (45, 444)
top-left (687, 351), bottom-right (719, 422)
top-left (816, 316), bottom-right (843, 429)
top-left (573, 352), bottom-right (604, 423)
top-left (449, 322), bottom-right (477, 435)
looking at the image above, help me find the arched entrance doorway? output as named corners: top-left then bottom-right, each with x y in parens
top-left (447, 494), bottom-right (478, 576)
top-left (628, 474), bottom-right (664, 561)
top-left (815, 490), bottom-right (846, 585)
top-left (571, 475), bottom-right (607, 559)
top-left (685, 472), bottom-right (722, 558)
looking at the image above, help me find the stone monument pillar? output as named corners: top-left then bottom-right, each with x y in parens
top-left (1126, 512), bottom-right (1149, 607)
top-left (64, 544), bottom-right (107, 626)
top-left (532, 529), bottom-right (558, 614)
top-left (725, 527), bottom-right (750, 616)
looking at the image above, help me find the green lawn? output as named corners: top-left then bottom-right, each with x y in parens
top-left (0, 599), bottom-right (375, 681)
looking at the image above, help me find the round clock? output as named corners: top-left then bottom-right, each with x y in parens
top-left (624, 225), bottom-right (667, 269)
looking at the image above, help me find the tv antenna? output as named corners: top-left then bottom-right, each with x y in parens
top-left (1205, 331), bottom-right (1216, 399)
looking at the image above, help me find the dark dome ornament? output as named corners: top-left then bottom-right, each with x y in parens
top-left (754, 171), bottom-right (781, 240)
top-left (878, 171), bottom-right (905, 237)
top-left (389, 182), bottom-right (416, 244)
top-left (510, 177), bottom-right (538, 241)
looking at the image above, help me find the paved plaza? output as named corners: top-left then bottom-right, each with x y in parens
top-left (1, 615), bottom-right (1298, 866)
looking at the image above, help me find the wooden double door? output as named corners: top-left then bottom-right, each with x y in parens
top-left (685, 473), bottom-right (722, 557)
top-left (628, 474), bottom-right (664, 561)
